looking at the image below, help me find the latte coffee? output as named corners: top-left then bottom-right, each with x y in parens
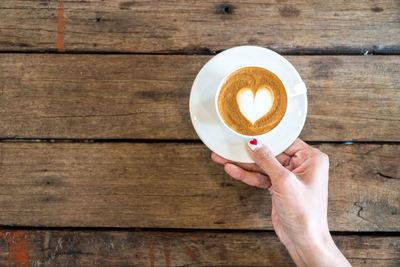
top-left (217, 67), bottom-right (287, 136)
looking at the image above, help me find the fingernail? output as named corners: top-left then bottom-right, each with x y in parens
top-left (248, 138), bottom-right (262, 151)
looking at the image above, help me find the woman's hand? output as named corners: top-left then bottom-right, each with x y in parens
top-left (211, 138), bottom-right (351, 267)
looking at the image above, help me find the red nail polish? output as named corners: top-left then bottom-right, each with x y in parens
top-left (250, 138), bottom-right (257, 145)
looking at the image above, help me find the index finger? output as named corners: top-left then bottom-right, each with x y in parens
top-left (224, 163), bottom-right (271, 189)
top-left (284, 138), bottom-right (310, 156)
top-left (211, 152), bottom-right (264, 173)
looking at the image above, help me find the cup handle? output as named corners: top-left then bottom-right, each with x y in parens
top-left (287, 81), bottom-right (307, 98)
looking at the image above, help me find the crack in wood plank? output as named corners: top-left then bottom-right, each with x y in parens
top-left (377, 172), bottom-right (400, 180)
top-left (354, 202), bottom-right (382, 230)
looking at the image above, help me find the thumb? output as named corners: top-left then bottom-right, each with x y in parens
top-left (247, 138), bottom-right (291, 181)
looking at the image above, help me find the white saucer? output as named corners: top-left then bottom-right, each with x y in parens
top-left (189, 46), bottom-right (307, 163)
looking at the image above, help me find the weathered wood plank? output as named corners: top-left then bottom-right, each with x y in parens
top-left (0, 54), bottom-right (399, 141)
top-left (0, 0), bottom-right (399, 53)
top-left (0, 230), bottom-right (399, 266)
top-left (0, 143), bottom-right (398, 231)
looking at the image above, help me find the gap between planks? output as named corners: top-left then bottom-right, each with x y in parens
top-left (1, 226), bottom-right (400, 236)
top-left (0, 50), bottom-right (398, 55)
top-left (1, 139), bottom-right (400, 145)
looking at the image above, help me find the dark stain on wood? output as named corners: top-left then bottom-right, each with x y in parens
top-left (17, 43), bottom-right (32, 48)
top-left (119, 1), bottom-right (136, 10)
top-left (0, 41), bottom-right (32, 48)
top-left (35, 177), bottom-right (63, 187)
top-left (135, 90), bottom-right (186, 101)
top-left (247, 38), bottom-right (258, 45)
top-left (170, 45), bottom-right (219, 54)
top-left (39, 1), bottom-right (50, 6)
top-left (279, 6), bottom-right (300, 17)
top-left (310, 60), bottom-right (332, 79)
top-left (220, 182), bottom-right (234, 187)
top-left (371, 7), bottom-right (384, 12)
top-left (309, 58), bottom-right (343, 79)
top-left (135, 90), bottom-right (164, 101)
top-left (41, 196), bottom-right (65, 203)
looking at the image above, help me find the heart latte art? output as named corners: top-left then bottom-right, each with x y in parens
top-left (236, 87), bottom-right (274, 124)
top-left (217, 67), bottom-right (287, 135)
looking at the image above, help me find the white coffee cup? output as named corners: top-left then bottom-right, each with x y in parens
top-left (215, 66), bottom-right (307, 138)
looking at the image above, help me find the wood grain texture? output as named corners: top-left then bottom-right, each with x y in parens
top-left (0, 0), bottom-right (399, 53)
top-left (1, 54), bottom-right (399, 141)
top-left (0, 142), bottom-right (398, 231)
top-left (0, 230), bottom-right (399, 266)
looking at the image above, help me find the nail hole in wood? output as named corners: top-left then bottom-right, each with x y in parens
top-left (217, 4), bottom-right (235, 15)
top-left (222, 6), bottom-right (231, 13)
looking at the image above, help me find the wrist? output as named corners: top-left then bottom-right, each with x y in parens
top-left (285, 230), bottom-right (349, 267)
top-left (299, 233), bottom-right (336, 266)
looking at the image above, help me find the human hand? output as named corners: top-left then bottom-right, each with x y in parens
top-left (211, 138), bottom-right (350, 267)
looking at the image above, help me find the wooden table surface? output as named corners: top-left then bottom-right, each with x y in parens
top-left (0, 0), bottom-right (399, 266)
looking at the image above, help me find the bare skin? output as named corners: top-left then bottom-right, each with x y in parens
top-left (211, 138), bottom-right (351, 267)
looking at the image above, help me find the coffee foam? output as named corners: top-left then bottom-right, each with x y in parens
top-left (236, 87), bottom-right (274, 124)
top-left (217, 67), bottom-right (287, 136)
